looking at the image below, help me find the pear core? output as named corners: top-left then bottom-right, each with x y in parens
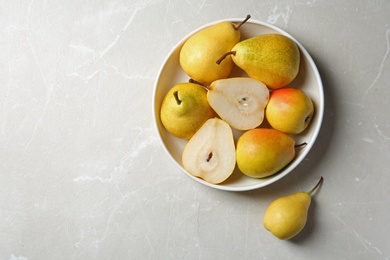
top-left (182, 118), bottom-right (236, 184)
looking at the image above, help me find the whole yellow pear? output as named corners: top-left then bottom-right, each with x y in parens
top-left (266, 88), bottom-right (314, 134)
top-left (263, 177), bottom-right (324, 240)
top-left (160, 82), bottom-right (216, 139)
top-left (236, 128), bottom-right (295, 178)
top-left (180, 15), bottom-right (250, 85)
top-left (218, 34), bottom-right (300, 89)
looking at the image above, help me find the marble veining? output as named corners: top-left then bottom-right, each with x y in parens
top-left (1, 0), bottom-right (390, 259)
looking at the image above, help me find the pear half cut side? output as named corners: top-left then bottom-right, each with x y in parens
top-left (207, 77), bottom-right (269, 130)
top-left (182, 118), bottom-right (236, 184)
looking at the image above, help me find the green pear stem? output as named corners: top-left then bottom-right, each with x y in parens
top-left (307, 176), bottom-right (324, 196)
top-left (173, 91), bottom-right (182, 105)
top-left (216, 51), bottom-right (236, 65)
top-left (233, 14), bottom-right (251, 30)
top-left (294, 142), bottom-right (307, 148)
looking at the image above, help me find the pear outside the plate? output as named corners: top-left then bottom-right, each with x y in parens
top-left (264, 177), bottom-right (324, 240)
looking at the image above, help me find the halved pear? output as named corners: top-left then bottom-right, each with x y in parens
top-left (182, 118), bottom-right (236, 184)
top-left (207, 77), bottom-right (269, 130)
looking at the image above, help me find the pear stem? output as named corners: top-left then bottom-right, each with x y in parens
top-left (233, 14), bottom-right (251, 30)
top-left (294, 142), bottom-right (307, 148)
top-left (173, 91), bottom-right (182, 105)
top-left (189, 78), bottom-right (209, 90)
top-left (189, 78), bottom-right (204, 86)
top-left (216, 51), bottom-right (236, 65)
top-left (307, 176), bottom-right (324, 196)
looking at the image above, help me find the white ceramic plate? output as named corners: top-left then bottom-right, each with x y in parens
top-left (153, 18), bottom-right (324, 191)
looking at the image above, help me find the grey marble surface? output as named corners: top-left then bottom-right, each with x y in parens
top-left (1, 0), bottom-right (389, 259)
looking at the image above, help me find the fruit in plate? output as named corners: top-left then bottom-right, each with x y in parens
top-left (160, 82), bottom-right (216, 139)
top-left (182, 118), bottom-right (236, 184)
top-left (236, 128), bottom-right (297, 178)
top-left (206, 77), bottom-right (269, 130)
top-left (266, 88), bottom-right (314, 134)
top-left (217, 34), bottom-right (300, 89)
top-left (180, 15), bottom-right (251, 85)
top-left (264, 177), bottom-right (324, 240)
